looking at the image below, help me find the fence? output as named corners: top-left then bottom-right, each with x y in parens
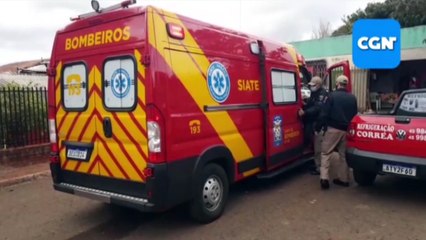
top-left (0, 87), bottom-right (48, 149)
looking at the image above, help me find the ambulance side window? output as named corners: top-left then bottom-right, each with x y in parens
top-left (271, 70), bottom-right (297, 104)
top-left (103, 57), bottom-right (136, 111)
top-left (62, 63), bottom-right (88, 111)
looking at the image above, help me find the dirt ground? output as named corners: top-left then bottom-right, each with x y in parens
top-left (0, 154), bottom-right (47, 178)
top-left (1, 166), bottom-right (426, 240)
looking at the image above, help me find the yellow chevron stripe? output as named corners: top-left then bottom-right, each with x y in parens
top-left (284, 44), bottom-right (298, 65)
top-left (243, 168), bottom-right (261, 177)
top-left (91, 66), bottom-right (146, 182)
top-left (148, 8), bottom-right (253, 162)
top-left (55, 62), bottom-right (62, 105)
top-left (54, 56), bottom-right (148, 180)
top-left (59, 67), bottom-right (99, 174)
top-left (94, 113), bottom-right (145, 180)
top-left (55, 61), bottom-right (63, 127)
top-left (134, 49), bottom-right (146, 78)
top-left (59, 147), bottom-right (66, 167)
top-left (134, 50), bottom-right (147, 108)
top-left (57, 112), bottom-right (79, 137)
top-left (55, 62), bottom-right (62, 84)
top-left (92, 68), bottom-right (146, 161)
top-left (97, 140), bottom-right (128, 180)
top-left (134, 49), bottom-right (149, 161)
top-left (64, 155), bottom-right (78, 170)
top-left (73, 126), bottom-right (98, 173)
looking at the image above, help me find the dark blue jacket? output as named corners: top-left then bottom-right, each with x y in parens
top-left (317, 88), bottom-right (358, 131)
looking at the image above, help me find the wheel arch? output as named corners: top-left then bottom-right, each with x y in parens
top-left (193, 145), bottom-right (235, 184)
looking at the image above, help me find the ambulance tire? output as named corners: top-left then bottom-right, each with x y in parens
top-left (353, 170), bottom-right (376, 186)
top-left (190, 163), bottom-right (229, 224)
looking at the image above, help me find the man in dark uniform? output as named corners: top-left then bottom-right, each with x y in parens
top-left (298, 76), bottom-right (328, 175)
top-left (316, 75), bottom-right (358, 190)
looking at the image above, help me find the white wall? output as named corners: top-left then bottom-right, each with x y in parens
top-left (0, 74), bottom-right (47, 88)
top-left (307, 47), bottom-right (426, 69)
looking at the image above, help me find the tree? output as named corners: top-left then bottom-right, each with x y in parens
top-left (332, 0), bottom-right (426, 36)
top-left (312, 20), bottom-right (332, 39)
top-left (332, 9), bottom-right (366, 37)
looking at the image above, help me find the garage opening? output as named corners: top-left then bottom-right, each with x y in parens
top-left (368, 59), bottom-right (426, 113)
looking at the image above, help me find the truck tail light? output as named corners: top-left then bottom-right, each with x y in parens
top-left (147, 105), bottom-right (165, 163)
top-left (47, 72), bottom-right (59, 163)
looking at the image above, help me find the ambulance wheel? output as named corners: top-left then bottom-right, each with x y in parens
top-left (353, 170), bottom-right (376, 186)
top-left (190, 163), bottom-right (229, 224)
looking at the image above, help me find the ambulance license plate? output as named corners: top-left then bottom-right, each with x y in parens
top-left (382, 163), bottom-right (416, 177)
top-left (67, 148), bottom-right (88, 160)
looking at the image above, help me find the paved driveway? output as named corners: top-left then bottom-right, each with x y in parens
top-left (1, 167), bottom-right (425, 240)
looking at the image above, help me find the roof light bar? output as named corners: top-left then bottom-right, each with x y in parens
top-left (91, 0), bottom-right (101, 12)
top-left (71, 0), bottom-right (137, 21)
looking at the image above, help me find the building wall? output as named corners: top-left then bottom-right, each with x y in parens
top-left (291, 25), bottom-right (426, 112)
top-left (291, 25), bottom-right (426, 61)
top-left (0, 74), bottom-right (47, 88)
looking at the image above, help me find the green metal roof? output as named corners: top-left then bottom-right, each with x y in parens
top-left (290, 25), bottom-right (426, 59)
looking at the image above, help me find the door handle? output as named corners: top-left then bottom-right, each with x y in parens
top-left (103, 117), bottom-right (113, 138)
top-left (395, 116), bottom-right (411, 124)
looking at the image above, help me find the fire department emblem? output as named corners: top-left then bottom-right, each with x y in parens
top-left (396, 129), bottom-right (406, 140)
top-left (111, 68), bottom-right (131, 99)
top-left (207, 62), bottom-right (231, 103)
top-left (273, 115), bottom-right (283, 147)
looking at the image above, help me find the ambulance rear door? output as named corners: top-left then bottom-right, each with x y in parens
top-left (55, 10), bottom-right (149, 186)
top-left (96, 50), bottom-right (149, 183)
top-left (56, 57), bottom-right (100, 177)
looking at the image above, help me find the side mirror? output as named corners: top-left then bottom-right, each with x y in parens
top-left (250, 42), bottom-right (260, 55)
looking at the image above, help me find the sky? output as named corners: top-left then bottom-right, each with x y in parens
top-left (0, 0), bottom-right (384, 66)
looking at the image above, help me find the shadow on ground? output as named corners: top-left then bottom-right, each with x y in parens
top-left (65, 163), bottom-right (313, 239)
top-left (355, 175), bottom-right (426, 204)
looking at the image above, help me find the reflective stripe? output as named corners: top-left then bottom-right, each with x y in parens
top-left (148, 7), bottom-right (253, 162)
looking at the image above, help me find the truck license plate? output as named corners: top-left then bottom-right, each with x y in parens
top-left (67, 148), bottom-right (88, 160)
top-left (382, 163), bottom-right (416, 177)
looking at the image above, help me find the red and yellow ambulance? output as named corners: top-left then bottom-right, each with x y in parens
top-left (48, 0), bottom-right (350, 223)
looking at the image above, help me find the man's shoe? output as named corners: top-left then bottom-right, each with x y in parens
top-left (310, 169), bottom-right (320, 175)
top-left (320, 179), bottom-right (329, 190)
top-left (333, 179), bottom-right (350, 187)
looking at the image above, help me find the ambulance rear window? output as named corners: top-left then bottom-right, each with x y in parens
top-left (103, 56), bottom-right (136, 111)
top-left (271, 70), bottom-right (297, 104)
top-left (62, 63), bottom-right (88, 111)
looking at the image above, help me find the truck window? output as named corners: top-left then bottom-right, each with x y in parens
top-left (327, 66), bottom-right (344, 92)
top-left (271, 70), bottom-right (297, 104)
top-left (62, 63), bottom-right (88, 111)
top-left (103, 57), bottom-right (136, 111)
top-left (396, 92), bottom-right (426, 117)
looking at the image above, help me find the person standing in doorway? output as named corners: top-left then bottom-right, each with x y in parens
top-left (298, 76), bottom-right (328, 175)
top-left (317, 75), bottom-right (358, 190)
